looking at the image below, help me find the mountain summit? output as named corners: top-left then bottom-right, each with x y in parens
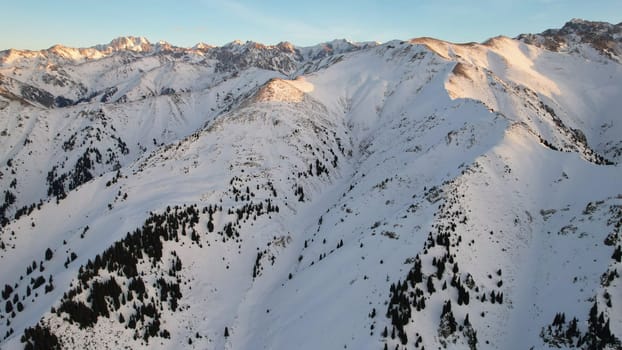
top-left (0, 19), bottom-right (621, 350)
top-left (99, 36), bottom-right (152, 52)
top-left (518, 18), bottom-right (622, 61)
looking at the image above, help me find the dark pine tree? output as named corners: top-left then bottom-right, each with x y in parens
top-left (427, 276), bottom-right (435, 294)
top-left (44, 248), bottom-right (53, 261)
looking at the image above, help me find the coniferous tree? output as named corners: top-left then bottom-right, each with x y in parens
top-left (412, 255), bottom-right (423, 284)
top-left (2, 284), bottom-right (12, 300)
top-left (399, 328), bottom-right (408, 345)
top-left (45, 248), bottom-right (53, 261)
top-left (439, 300), bottom-right (457, 338)
top-left (427, 275), bottom-right (435, 294)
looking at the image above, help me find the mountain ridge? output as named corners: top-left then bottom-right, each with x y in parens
top-left (2, 18), bottom-right (620, 61)
top-left (0, 35), bottom-right (371, 65)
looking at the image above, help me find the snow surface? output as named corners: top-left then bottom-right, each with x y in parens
top-left (0, 21), bottom-right (621, 350)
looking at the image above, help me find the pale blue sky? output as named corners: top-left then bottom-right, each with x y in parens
top-left (2, 0), bottom-right (621, 50)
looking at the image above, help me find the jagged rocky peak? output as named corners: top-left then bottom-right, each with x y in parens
top-left (154, 40), bottom-right (174, 52)
top-left (0, 48), bottom-right (41, 65)
top-left (276, 41), bottom-right (296, 53)
top-left (221, 39), bottom-right (274, 52)
top-left (207, 40), bottom-right (304, 75)
top-left (2, 36), bottom-right (158, 63)
top-left (102, 36), bottom-right (153, 52)
top-left (222, 39), bottom-right (245, 48)
top-left (517, 18), bottom-right (622, 60)
top-left (556, 18), bottom-right (622, 37)
top-left (323, 38), bottom-right (357, 50)
top-left (44, 44), bottom-right (104, 61)
top-left (220, 40), bottom-right (295, 54)
top-left (297, 38), bottom-right (370, 60)
top-left (0, 45), bottom-right (102, 65)
top-left (193, 42), bottom-right (214, 51)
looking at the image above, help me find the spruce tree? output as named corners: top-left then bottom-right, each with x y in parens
top-left (427, 276), bottom-right (435, 294)
top-left (44, 248), bottom-right (53, 261)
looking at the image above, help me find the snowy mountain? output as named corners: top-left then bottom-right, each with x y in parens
top-left (0, 19), bottom-right (621, 350)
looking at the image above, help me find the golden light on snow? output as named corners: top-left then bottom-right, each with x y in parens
top-left (443, 36), bottom-right (561, 104)
top-left (254, 77), bottom-right (314, 103)
top-left (287, 76), bottom-right (314, 93)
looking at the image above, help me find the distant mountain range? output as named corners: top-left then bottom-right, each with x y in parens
top-left (0, 19), bottom-right (621, 350)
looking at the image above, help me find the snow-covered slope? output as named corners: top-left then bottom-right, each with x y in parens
top-left (0, 20), bottom-right (621, 350)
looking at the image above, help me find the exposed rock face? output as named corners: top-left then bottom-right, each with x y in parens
top-left (518, 19), bottom-right (622, 61)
